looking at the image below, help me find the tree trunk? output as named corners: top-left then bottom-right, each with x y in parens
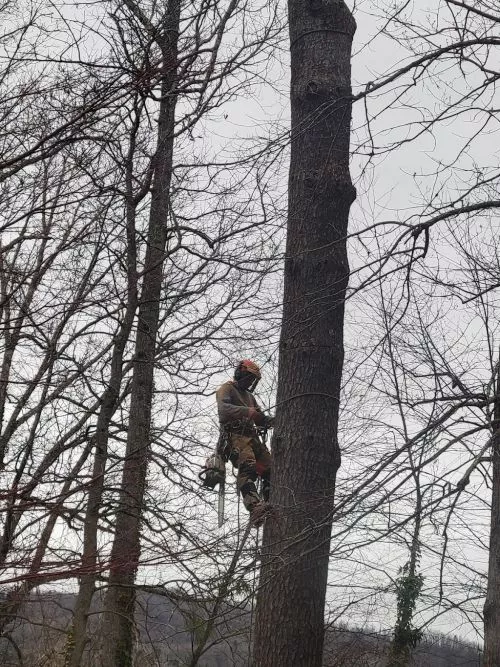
top-left (484, 368), bottom-right (500, 666)
top-left (100, 4), bottom-right (180, 665)
top-left (65, 107), bottom-right (140, 667)
top-left (252, 2), bottom-right (355, 666)
top-left (66, 287), bottom-right (137, 667)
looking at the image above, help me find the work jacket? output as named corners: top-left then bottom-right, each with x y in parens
top-left (215, 381), bottom-right (262, 427)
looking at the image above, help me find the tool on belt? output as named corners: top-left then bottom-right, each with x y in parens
top-left (199, 430), bottom-right (230, 527)
top-left (199, 422), bottom-right (272, 527)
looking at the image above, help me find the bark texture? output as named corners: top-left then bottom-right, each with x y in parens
top-left (253, 1), bottom-right (355, 666)
top-left (484, 372), bottom-right (500, 667)
top-left (100, 4), bottom-right (180, 665)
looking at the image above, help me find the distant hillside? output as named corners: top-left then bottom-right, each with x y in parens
top-left (0, 590), bottom-right (250, 666)
top-left (323, 626), bottom-right (481, 666)
top-left (0, 591), bottom-right (482, 666)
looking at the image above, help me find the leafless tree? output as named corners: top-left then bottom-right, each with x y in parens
top-left (252, 1), bottom-right (356, 665)
top-left (5, 1), bottom-right (500, 665)
top-left (1, 0), bottom-right (286, 665)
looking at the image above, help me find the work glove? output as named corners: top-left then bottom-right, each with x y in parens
top-left (250, 408), bottom-right (266, 426)
top-left (253, 410), bottom-right (275, 428)
top-left (248, 409), bottom-right (274, 428)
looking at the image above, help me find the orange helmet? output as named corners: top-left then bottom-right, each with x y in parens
top-left (236, 359), bottom-right (261, 379)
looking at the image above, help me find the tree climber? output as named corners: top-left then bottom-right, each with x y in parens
top-left (216, 360), bottom-right (274, 526)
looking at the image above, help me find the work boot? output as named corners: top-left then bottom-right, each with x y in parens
top-left (249, 501), bottom-right (272, 528)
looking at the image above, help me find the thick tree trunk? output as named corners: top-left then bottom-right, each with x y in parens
top-left (253, 2), bottom-right (355, 666)
top-left (100, 5), bottom-right (180, 666)
top-left (484, 371), bottom-right (500, 667)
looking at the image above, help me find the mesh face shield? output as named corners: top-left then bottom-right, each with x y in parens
top-left (235, 370), bottom-right (260, 392)
top-left (234, 360), bottom-right (261, 391)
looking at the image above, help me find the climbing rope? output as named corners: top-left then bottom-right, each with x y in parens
top-left (247, 524), bottom-right (260, 667)
top-left (234, 461), bottom-right (263, 666)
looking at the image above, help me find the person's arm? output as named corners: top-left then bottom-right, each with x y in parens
top-left (216, 384), bottom-right (258, 423)
top-left (249, 395), bottom-right (274, 427)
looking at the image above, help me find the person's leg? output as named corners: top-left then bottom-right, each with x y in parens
top-left (232, 435), bottom-right (260, 511)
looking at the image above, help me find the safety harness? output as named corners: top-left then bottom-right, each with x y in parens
top-left (199, 423), bottom-right (270, 527)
